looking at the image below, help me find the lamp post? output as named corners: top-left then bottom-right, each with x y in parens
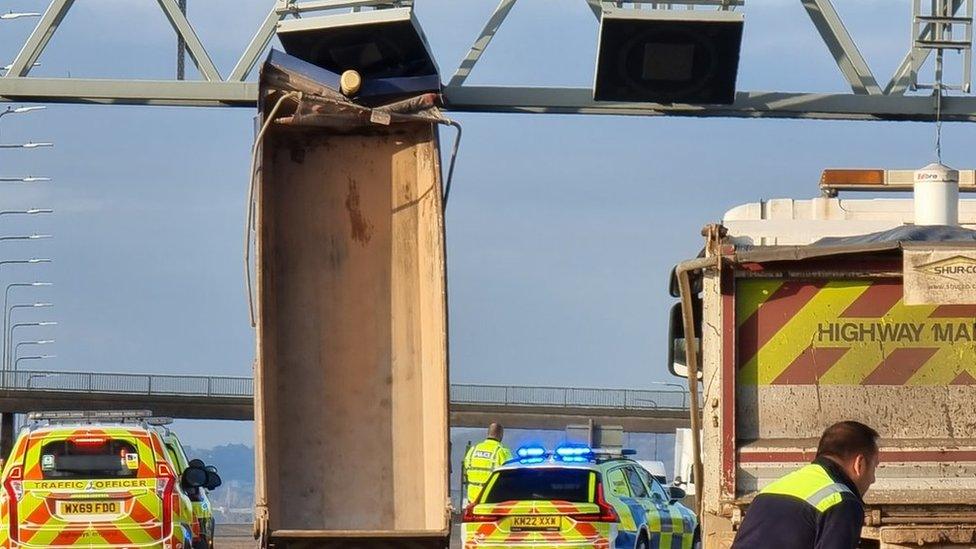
top-left (6, 323), bottom-right (56, 374)
top-left (1, 62), bottom-right (40, 73)
top-left (14, 355), bottom-right (54, 371)
top-left (650, 381), bottom-right (686, 391)
top-left (26, 372), bottom-right (51, 388)
top-left (14, 340), bottom-right (53, 364)
top-left (0, 12), bottom-right (42, 20)
top-left (0, 234), bottom-right (51, 242)
top-left (5, 305), bottom-right (53, 372)
top-left (0, 209), bottom-right (52, 218)
top-left (0, 106), bottom-right (45, 120)
top-left (0, 142), bottom-right (53, 150)
top-left (0, 177), bottom-right (50, 183)
top-left (1, 282), bottom-right (52, 369)
top-left (0, 106), bottom-right (46, 145)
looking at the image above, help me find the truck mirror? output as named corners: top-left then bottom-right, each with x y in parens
top-left (668, 302), bottom-right (702, 379)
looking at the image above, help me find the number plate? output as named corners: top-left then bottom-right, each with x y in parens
top-left (510, 515), bottom-right (560, 531)
top-left (58, 501), bottom-right (121, 516)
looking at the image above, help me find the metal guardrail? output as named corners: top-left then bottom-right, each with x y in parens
top-left (0, 370), bottom-right (253, 398)
top-left (0, 370), bottom-right (693, 411)
top-left (450, 384), bottom-right (691, 411)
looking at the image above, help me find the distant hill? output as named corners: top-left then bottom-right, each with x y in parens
top-left (184, 443), bottom-right (254, 483)
top-left (183, 444), bottom-right (255, 524)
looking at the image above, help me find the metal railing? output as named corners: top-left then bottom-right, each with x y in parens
top-left (0, 370), bottom-right (253, 398)
top-left (0, 370), bottom-right (693, 411)
top-left (450, 384), bottom-right (691, 411)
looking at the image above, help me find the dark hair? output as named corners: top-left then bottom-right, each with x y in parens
top-left (816, 421), bottom-right (879, 461)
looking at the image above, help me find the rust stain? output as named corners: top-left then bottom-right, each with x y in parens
top-left (345, 178), bottom-right (373, 245)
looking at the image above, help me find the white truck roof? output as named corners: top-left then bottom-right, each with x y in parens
top-left (724, 197), bottom-right (976, 246)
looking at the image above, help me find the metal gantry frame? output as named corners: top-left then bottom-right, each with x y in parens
top-left (0, 0), bottom-right (975, 120)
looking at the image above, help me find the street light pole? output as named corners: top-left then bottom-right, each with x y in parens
top-left (0, 142), bottom-right (53, 150)
top-left (26, 372), bottom-right (52, 388)
top-left (650, 381), bottom-right (686, 391)
top-left (0, 105), bottom-right (47, 152)
top-left (1, 281), bottom-right (52, 373)
top-left (0, 234), bottom-right (51, 242)
top-left (0, 209), bottom-right (53, 217)
top-left (5, 304), bottom-right (53, 372)
top-left (14, 355), bottom-right (54, 371)
top-left (7, 323), bottom-right (56, 375)
top-left (0, 62), bottom-right (40, 74)
top-left (0, 12), bottom-right (42, 20)
top-left (13, 340), bottom-right (53, 364)
top-left (0, 177), bottom-right (51, 183)
top-left (0, 106), bottom-right (44, 119)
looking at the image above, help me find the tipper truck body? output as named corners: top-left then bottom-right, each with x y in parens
top-left (671, 170), bottom-right (976, 548)
top-left (252, 52), bottom-right (451, 549)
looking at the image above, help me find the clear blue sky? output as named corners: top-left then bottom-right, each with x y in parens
top-left (1, 0), bottom-right (974, 447)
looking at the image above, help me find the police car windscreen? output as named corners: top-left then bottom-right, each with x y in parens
top-left (483, 469), bottom-right (591, 503)
top-left (39, 438), bottom-right (141, 479)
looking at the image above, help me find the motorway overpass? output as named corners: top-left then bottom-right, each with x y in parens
top-left (0, 370), bottom-right (693, 433)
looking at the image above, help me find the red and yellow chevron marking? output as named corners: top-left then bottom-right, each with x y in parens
top-left (463, 500), bottom-right (611, 548)
top-left (0, 425), bottom-right (193, 548)
top-left (737, 278), bottom-right (976, 386)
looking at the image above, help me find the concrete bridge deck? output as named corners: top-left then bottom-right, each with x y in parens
top-left (0, 370), bottom-right (693, 433)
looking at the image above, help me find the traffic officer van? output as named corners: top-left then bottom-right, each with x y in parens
top-left (462, 446), bottom-right (699, 549)
top-left (0, 410), bottom-right (212, 549)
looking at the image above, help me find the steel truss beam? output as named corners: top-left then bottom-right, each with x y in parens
top-left (4, 78), bottom-right (976, 122)
top-left (0, 0), bottom-right (973, 122)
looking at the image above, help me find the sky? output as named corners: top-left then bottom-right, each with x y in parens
top-left (0, 0), bottom-right (975, 447)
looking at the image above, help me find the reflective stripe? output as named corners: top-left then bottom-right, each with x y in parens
top-left (806, 482), bottom-right (853, 511)
top-left (759, 464), bottom-right (854, 513)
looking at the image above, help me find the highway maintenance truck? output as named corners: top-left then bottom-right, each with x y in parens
top-left (250, 49), bottom-right (452, 549)
top-left (670, 165), bottom-right (976, 548)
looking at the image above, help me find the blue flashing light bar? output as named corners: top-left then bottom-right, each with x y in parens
top-left (519, 457), bottom-right (546, 464)
top-left (516, 446), bottom-right (547, 459)
top-left (560, 456), bottom-right (590, 463)
top-left (555, 446), bottom-right (593, 458)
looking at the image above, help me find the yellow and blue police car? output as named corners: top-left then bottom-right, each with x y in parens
top-left (462, 445), bottom-right (699, 549)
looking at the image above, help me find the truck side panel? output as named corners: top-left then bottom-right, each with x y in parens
top-left (735, 276), bottom-right (976, 503)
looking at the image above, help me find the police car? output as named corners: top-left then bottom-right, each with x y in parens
top-left (151, 419), bottom-right (221, 549)
top-left (462, 445), bottom-right (699, 549)
top-left (0, 410), bottom-right (213, 549)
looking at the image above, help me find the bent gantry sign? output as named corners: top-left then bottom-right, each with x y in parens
top-left (1, 0), bottom-right (976, 121)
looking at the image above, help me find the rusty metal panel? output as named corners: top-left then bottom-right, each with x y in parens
top-left (256, 124), bottom-right (449, 535)
top-left (880, 525), bottom-right (976, 548)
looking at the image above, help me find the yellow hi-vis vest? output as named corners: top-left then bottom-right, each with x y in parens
top-left (759, 463), bottom-right (855, 513)
top-left (463, 438), bottom-right (513, 503)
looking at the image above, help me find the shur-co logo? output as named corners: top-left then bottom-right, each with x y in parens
top-left (916, 255), bottom-right (976, 281)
